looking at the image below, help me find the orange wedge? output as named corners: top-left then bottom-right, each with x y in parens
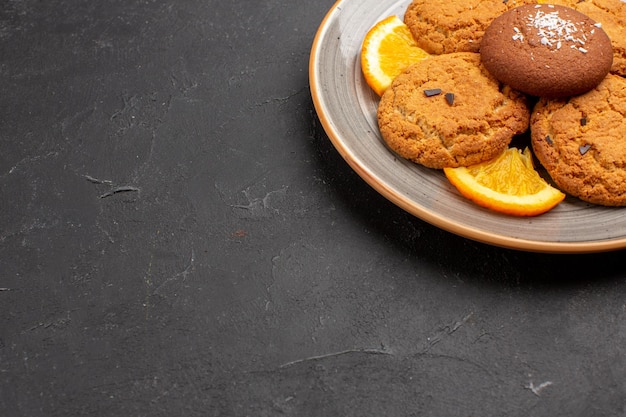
top-left (361, 15), bottom-right (429, 96)
top-left (443, 147), bottom-right (565, 216)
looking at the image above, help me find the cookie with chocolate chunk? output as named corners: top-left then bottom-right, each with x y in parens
top-left (531, 74), bottom-right (626, 206)
top-left (377, 52), bottom-right (530, 169)
top-left (480, 4), bottom-right (613, 98)
top-left (403, 0), bottom-right (536, 55)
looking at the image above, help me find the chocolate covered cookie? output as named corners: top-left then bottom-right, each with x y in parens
top-left (480, 4), bottom-right (613, 98)
top-left (542, 0), bottom-right (626, 76)
top-left (377, 53), bottom-right (530, 169)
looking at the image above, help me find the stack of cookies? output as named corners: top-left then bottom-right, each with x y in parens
top-left (377, 0), bottom-right (626, 206)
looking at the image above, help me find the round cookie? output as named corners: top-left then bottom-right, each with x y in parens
top-left (539, 0), bottom-right (626, 76)
top-left (403, 0), bottom-right (536, 55)
top-left (531, 74), bottom-right (626, 206)
top-left (377, 52), bottom-right (531, 169)
top-left (480, 4), bottom-right (614, 98)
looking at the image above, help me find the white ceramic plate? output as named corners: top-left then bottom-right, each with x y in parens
top-left (309, 0), bottom-right (626, 253)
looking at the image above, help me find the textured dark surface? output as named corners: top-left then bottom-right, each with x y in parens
top-left (1, 1), bottom-right (625, 416)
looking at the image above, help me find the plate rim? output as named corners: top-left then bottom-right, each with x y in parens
top-left (309, 0), bottom-right (626, 254)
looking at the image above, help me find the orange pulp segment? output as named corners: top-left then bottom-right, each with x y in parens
top-left (443, 147), bottom-right (566, 216)
top-left (361, 15), bottom-right (429, 96)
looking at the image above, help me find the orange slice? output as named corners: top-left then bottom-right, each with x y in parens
top-left (361, 15), bottom-right (429, 96)
top-left (443, 147), bottom-right (565, 216)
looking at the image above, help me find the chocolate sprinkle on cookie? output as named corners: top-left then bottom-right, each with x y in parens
top-left (424, 89), bottom-right (442, 97)
top-left (579, 144), bottom-right (592, 155)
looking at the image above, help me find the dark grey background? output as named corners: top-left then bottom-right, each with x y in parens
top-left (1, 1), bottom-right (625, 416)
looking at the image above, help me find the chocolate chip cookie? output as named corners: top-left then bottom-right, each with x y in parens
top-left (531, 74), bottom-right (626, 206)
top-left (377, 52), bottom-right (531, 169)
